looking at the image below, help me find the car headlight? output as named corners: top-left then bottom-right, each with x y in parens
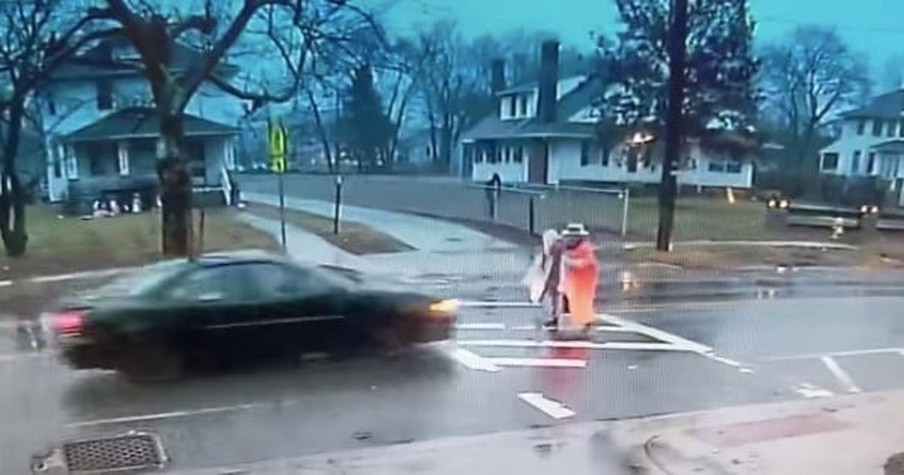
top-left (429, 299), bottom-right (459, 314)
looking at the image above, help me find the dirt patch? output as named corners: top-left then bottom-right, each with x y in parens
top-left (245, 203), bottom-right (414, 255)
top-left (0, 206), bottom-right (279, 281)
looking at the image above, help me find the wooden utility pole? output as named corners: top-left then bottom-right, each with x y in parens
top-left (656, 0), bottom-right (689, 252)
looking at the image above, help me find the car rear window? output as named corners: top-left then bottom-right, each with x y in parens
top-left (94, 259), bottom-right (189, 297)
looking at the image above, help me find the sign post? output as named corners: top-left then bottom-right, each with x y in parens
top-left (268, 120), bottom-right (289, 250)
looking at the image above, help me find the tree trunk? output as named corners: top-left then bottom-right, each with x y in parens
top-left (304, 86), bottom-right (333, 173)
top-left (156, 113), bottom-right (193, 256)
top-left (0, 99), bottom-right (28, 258)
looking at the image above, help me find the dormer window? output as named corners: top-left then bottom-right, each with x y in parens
top-left (508, 96), bottom-right (516, 117)
top-left (519, 95), bottom-right (528, 116)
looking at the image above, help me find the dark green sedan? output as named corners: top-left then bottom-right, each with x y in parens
top-left (43, 251), bottom-right (458, 382)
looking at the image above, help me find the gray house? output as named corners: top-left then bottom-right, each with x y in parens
top-left (36, 39), bottom-right (244, 211)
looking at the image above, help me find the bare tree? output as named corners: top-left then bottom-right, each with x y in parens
top-left (760, 26), bottom-right (871, 176)
top-left (86, 0), bottom-right (371, 256)
top-left (0, 0), bottom-right (114, 257)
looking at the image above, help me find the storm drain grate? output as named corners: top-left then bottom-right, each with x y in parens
top-left (33, 431), bottom-right (167, 474)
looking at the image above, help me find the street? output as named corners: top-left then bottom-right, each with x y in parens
top-left (3, 294), bottom-right (904, 473)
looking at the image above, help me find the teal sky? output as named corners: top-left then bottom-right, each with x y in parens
top-left (373, 0), bottom-right (904, 84)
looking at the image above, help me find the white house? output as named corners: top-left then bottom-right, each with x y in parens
top-left (818, 88), bottom-right (904, 202)
top-left (37, 39), bottom-right (245, 206)
top-left (459, 40), bottom-right (759, 189)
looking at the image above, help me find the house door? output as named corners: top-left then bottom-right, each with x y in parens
top-left (528, 139), bottom-right (548, 185)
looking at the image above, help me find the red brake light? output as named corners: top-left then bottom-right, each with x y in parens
top-left (53, 310), bottom-right (86, 336)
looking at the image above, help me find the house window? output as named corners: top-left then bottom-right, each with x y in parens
top-left (519, 95), bottom-right (528, 117)
top-left (852, 150), bottom-right (861, 174)
top-left (580, 141), bottom-right (591, 166)
top-left (507, 96), bottom-right (516, 118)
top-left (708, 160), bottom-right (725, 173)
top-left (857, 120), bottom-right (866, 135)
top-left (888, 120), bottom-right (897, 137)
top-left (872, 120), bottom-right (882, 137)
top-left (512, 145), bottom-right (523, 163)
top-left (867, 152), bottom-right (876, 174)
top-left (821, 153), bottom-right (839, 170)
top-left (185, 141), bottom-right (207, 181)
top-left (96, 78), bottom-right (113, 110)
top-left (899, 120), bottom-right (904, 138)
top-left (600, 146), bottom-right (609, 166)
top-left (46, 93), bottom-right (56, 115)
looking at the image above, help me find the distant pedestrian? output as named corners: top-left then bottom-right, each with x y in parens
top-left (485, 173), bottom-right (502, 219)
top-left (559, 223), bottom-right (599, 334)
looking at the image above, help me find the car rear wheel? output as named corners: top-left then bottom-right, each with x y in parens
top-left (119, 343), bottom-right (185, 384)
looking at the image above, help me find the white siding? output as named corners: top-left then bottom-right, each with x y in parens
top-left (39, 75), bottom-right (243, 202)
top-left (820, 118), bottom-right (904, 176)
top-left (474, 137), bottom-right (753, 188)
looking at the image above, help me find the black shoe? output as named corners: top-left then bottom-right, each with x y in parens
top-left (543, 319), bottom-right (558, 330)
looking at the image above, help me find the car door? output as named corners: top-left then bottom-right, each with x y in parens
top-left (161, 264), bottom-right (267, 361)
top-left (241, 262), bottom-right (351, 354)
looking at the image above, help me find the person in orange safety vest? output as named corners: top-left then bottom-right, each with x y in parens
top-left (559, 223), bottom-right (599, 334)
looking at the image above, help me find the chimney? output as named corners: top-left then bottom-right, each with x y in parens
top-left (491, 59), bottom-right (506, 95)
top-left (537, 40), bottom-right (560, 124)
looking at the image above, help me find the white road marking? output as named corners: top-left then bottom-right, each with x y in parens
top-left (443, 347), bottom-right (501, 372)
top-left (793, 382), bottom-right (834, 399)
top-left (455, 323), bottom-right (507, 331)
top-left (765, 347), bottom-right (904, 361)
top-left (597, 313), bottom-right (746, 368)
top-left (458, 301), bottom-right (540, 308)
top-left (0, 352), bottom-right (50, 364)
top-left (489, 357), bottom-right (587, 368)
top-left (518, 392), bottom-right (575, 419)
top-left (67, 402), bottom-right (262, 428)
top-left (820, 356), bottom-right (862, 393)
top-left (457, 339), bottom-right (684, 352)
top-left (0, 280), bottom-right (11, 287)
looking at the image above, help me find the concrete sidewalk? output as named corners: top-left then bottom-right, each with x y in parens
top-left (174, 390), bottom-right (904, 474)
top-left (612, 389), bottom-right (904, 474)
top-left (242, 192), bottom-right (516, 254)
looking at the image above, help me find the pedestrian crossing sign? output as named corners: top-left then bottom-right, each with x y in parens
top-left (268, 120), bottom-right (288, 174)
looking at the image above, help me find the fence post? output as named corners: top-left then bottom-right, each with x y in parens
top-left (528, 195), bottom-right (536, 236)
top-left (621, 187), bottom-right (630, 238)
top-left (333, 175), bottom-right (343, 234)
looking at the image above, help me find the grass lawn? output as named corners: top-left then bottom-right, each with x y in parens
top-left (245, 203), bottom-right (414, 255)
top-left (0, 205), bottom-right (280, 281)
top-left (625, 196), bottom-right (832, 241)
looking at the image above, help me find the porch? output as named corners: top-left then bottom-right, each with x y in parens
top-left (48, 108), bottom-right (239, 210)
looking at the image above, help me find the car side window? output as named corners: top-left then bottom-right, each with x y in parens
top-left (167, 266), bottom-right (253, 302)
top-left (245, 263), bottom-right (339, 299)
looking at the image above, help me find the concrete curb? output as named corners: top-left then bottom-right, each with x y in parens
top-left (623, 240), bottom-right (859, 251)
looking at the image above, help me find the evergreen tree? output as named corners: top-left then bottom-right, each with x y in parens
top-left (344, 64), bottom-right (393, 171)
top-left (597, 0), bottom-right (760, 157)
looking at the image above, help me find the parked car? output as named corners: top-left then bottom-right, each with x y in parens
top-left (43, 250), bottom-right (457, 382)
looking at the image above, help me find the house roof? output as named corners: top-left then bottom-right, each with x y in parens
top-left (51, 39), bottom-right (238, 80)
top-left (840, 89), bottom-right (904, 120)
top-left (871, 139), bottom-right (904, 153)
top-left (64, 107), bottom-right (238, 143)
top-left (462, 76), bottom-right (602, 141)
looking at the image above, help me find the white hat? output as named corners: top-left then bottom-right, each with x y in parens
top-left (561, 223), bottom-right (590, 237)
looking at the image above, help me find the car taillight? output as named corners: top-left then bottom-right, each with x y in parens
top-left (53, 310), bottom-right (87, 336)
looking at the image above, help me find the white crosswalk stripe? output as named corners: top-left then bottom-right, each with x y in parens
top-left (446, 305), bottom-right (751, 372)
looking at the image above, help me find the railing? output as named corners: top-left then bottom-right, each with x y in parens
top-left (221, 166), bottom-right (233, 206)
top-left (234, 173), bottom-right (633, 237)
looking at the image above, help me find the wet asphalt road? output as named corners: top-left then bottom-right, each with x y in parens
top-left (4, 293), bottom-right (904, 474)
